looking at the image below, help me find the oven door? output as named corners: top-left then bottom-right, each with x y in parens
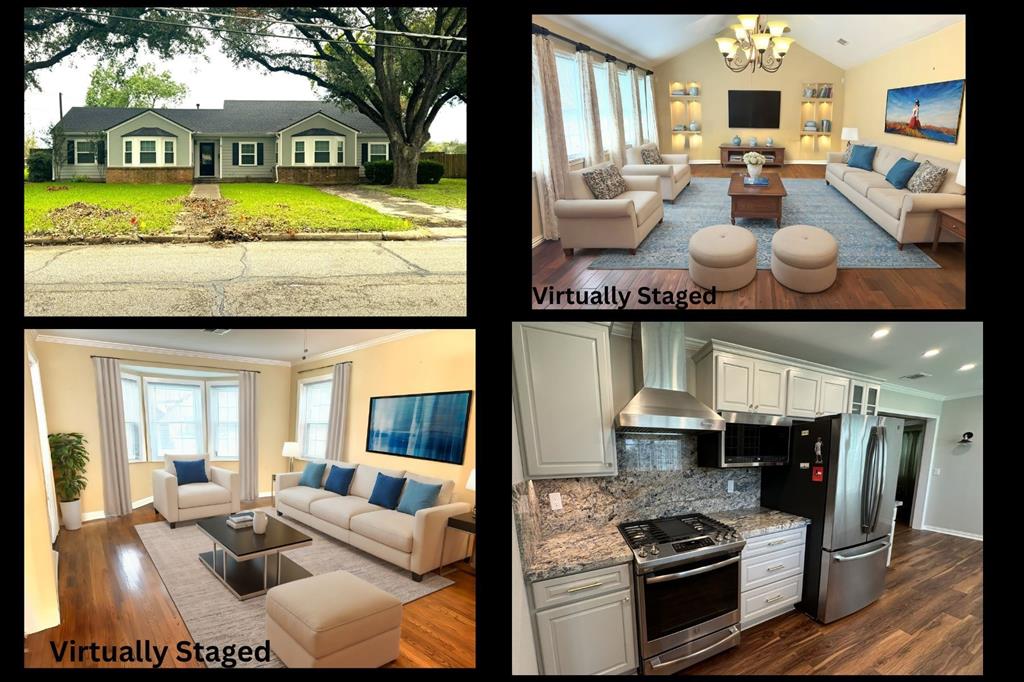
top-left (637, 551), bottom-right (741, 658)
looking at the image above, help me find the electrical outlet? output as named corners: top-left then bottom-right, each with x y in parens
top-left (549, 492), bottom-right (563, 511)
top-left (727, 479), bottom-right (735, 493)
top-left (933, 467), bottom-right (941, 476)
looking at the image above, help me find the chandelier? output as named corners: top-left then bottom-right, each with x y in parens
top-left (715, 15), bottom-right (794, 73)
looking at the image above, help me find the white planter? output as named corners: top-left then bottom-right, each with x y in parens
top-left (747, 164), bottom-right (763, 180)
top-left (60, 499), bottom-right (82, 530)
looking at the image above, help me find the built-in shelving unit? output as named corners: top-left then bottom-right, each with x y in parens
top-left (669, 81), bottom-right (702, 149)
top-left (800, 82), bottom-right (834, 154)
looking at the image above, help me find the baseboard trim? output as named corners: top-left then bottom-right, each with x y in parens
top-left (133, 496), bottom-right (154, 509)
top-left (531, 235), bottom-right (545, 249)
top-left (81, 510), bottom-right (106, 522)
top-left (920, 525), bottom-right (983, 541)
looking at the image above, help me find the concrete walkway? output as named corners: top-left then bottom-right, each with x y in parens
top-left (319, 185), bottom-right (466, 238)
top-left (189, 184), bottom-right (222, 199)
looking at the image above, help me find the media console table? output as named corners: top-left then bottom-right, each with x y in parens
top-left (720, 144), bottom-right (786, 167)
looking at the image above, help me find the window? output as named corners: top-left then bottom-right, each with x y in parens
top-left (619, 70), bottom-right (637, 147)
top-left (294, 140), bottom-right (305, 164)
top-left (75, 141), bottom-right (97, 164)
top-left (369, 142), bottom-right (388, 162)
top-left (208, 383), bottom-right (239, 459)
top-left (124, 140), bottom-right (132, 164)
top-left (240, 142), bottom-right (256, 166)
top-left (637, 76), bottom-right (650, 143)
top-left (314, 140), bottom-right (330, 163)
top-left (144, 379), bottom-right (203, 460)
top-left (297, 378), bottom-right (332, 459)
top-left (643, 74), bottom-right (657, 144)
top-left (592, 63), bottom-right (615, 154)
top-left (121, 376), bottom-right (143, 462)
top-left (164, 140), bottom-right (174, 164)
top-left (336, 139), bottom-right (345, 164)
top-left (555, 52), bottom-right (585, 159)
top-left (140, 140), bottom-right (157, 164)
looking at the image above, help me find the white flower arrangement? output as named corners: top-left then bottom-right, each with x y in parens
top-left (742, 151), bottom-right (766, 166)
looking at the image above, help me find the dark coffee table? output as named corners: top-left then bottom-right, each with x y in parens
top-left (196, 514), bottom-right (313, 600)
top-left (728, 172), bottom-right (787, 228)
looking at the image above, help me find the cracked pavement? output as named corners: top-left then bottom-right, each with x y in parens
top-left (24, 240), bottom-right (466, 316)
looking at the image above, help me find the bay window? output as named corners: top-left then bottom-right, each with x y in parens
top-left (144, 379), bottom-right (203, 460)
top-left (336, 139), bottom-right (345, 163)
top-left (124, 140), bottom-right (132, 164)
top-left (618, 70), bottom-right (637, 147)
top-left (164, 140), bottom-right (175, 164)
top-left (139, 140), bottom-right (157, 164)
top-left (592, 63), bottom-right (614, 155)
top-left (314, 140), bottom-right (330, 163)
top-left (554, 52), bottom-right (585, 160)
top-left (122, 137), bottom-right (176, 166)
top-left (297, 377), bottom-right (332, 459)
top-left (294, 140), bottom-right (305, 163)
top-left (208, 383), bottom-right (240, 459)
top-left (637, 76), bottom-right (650, 143)
top-left (121, 376), bottom-right (143, 462)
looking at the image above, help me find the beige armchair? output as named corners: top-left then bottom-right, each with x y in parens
top-left (555, 162), bottom-right (664, 258)
top-left (622, 144), bottom-right (692, 201)
top-left (153, 454), bottom-right (240, 528)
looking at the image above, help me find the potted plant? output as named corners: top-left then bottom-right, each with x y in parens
top-left (49, 432), bottom-right (90, 530)
top-left (742, 151), bottom-right (767, 180)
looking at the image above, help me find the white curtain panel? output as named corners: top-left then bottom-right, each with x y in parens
top-left (607, 61), bottom-right (628, 168)
top-left (239, 370), bottom-right (258, 502)
top-left (577, 49), bottom-right (604, 167)
top-left (93, 357), bottom-right (132, 517)
top-left (323, 362), bottom-right (352, 462)
top-left (645, 74), bottom-right (660, 146)
top-left (630, 68), bottom-right (645, 147)
top-left (531, 32), bottom-right (569, 240)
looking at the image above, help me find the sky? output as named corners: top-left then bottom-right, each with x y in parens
top-left (24, 39), bottom-right (466, 143)
top-left (884, 79), bottom-right (963, 128)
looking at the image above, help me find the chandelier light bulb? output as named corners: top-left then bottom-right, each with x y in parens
top-left (767, 21), bottom-right (787, 37)
top-left (738, 14), bottom-right (758, 31)
top-left (772, 36), bottom-right (793, 55)
top-left (730, 23), bottom-right (747, 40)
top-left (752, 33), bottom-right (771, 51)
top-left (716, 37), bottom-right (738, 55)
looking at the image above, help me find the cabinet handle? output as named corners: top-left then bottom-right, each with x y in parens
top-left (765, 594), bottom-right (785, 604)
top-left (566, 581), bottom-right (604, 593)
top-left (767, 539), bottom-right (786, 546)
top-left (766, 564), bottom-right (786, 572)
top-left (605, 462), bottom-right (612, 467)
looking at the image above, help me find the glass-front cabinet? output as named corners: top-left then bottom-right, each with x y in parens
top-left (849, 381), bottom-right (881, 415)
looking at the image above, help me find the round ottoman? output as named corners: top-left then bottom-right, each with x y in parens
top-left (771, 225), bottom-right (838, 293)
top-left (688, 225), bottom-right (757, 291)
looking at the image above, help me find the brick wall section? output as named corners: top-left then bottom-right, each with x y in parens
top-left (106, 167), bottom-right (194, 184)
top-left (277, 166), bottom-right (360, 185)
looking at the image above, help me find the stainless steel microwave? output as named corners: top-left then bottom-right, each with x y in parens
top-left (696, 412), bottom-right (794, 468)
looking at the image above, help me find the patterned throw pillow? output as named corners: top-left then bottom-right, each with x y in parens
top-left (582, 165), bottom-right (628, 200)
top-left (640, 146), bottom-right (663, 165)
top-left (906, 160), bottom-right (948, 193)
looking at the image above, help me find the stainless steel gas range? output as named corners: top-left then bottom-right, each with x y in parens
top-left (618, 513), bottom-right (746, 674)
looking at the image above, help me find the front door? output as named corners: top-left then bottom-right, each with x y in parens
top-left (199, 142), bottom-right (215, 177)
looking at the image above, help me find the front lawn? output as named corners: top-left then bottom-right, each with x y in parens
top-left (220, 184), bottom-right (411, 232)
top-left (24, 183), bottom-right (191, 235)
top-left (367, 178), bottom-right (466, 209)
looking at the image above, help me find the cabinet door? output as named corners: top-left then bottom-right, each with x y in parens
top-left (512, 322), bottom-right (617, 478)
top-left (849, 382), bottom-right (865, 415)
top-left (818, 375), bottom-right (850, 416)
top-left (716, 354), bottom-right (755, 413)
top-left (535, 589), bottom-right (637, 675)
top-left (785, 369), bottom-right (820, 418)
top-left (865, 384), bottom-right (880, 416)
top-left (752, 360), bottom-right (787, 415)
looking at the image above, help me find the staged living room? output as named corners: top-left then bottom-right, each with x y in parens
top-left (24, 329), bottom-right (476, 668)
top-left (531, 14), bottom-right (966, 309)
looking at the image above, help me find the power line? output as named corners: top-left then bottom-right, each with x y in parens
top-left (36, 7), bottom-right (467, 56)
top-left (153, 7), bottom-right (467, 42)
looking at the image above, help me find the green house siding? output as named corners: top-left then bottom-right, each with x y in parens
top-left (280, 113), bottom-right (358, 166)
top-left (219, 136), bottom-right (276, 180)
top-left (56, 136), bottom-right (106, 180)
top-left (106, 112), bottom-right (191, 168)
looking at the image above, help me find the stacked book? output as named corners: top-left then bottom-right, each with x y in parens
top-left (227, 511), bottom-right (255, 529)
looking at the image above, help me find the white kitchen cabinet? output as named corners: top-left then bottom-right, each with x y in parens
top-left (819, 374), bottom-right (851, 416)
top-left (739, 526), bottom-right (807, 630)
top-left (752, 360), bottom-right (787, 415)
top-left (786, 369), bottom-right (850, 418)
top-left (711, 355), bottom-right (786, 415)
top-left (849, 381), bottom-right (882, 416)
top-left (512, 322), bottom-right (617, 478)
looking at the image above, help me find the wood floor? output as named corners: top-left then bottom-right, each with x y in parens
top-left (683, 524), bottom-right (982, 675)
top-left (23, 498), bottom-right (475, 668)
top-left (532, 164), bottom-right (966, 309)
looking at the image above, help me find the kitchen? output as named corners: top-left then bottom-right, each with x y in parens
top-left (512, 322), bottom-right (982, 675)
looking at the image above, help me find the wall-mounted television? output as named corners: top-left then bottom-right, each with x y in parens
top-left (366, 390), bottom-right (472, 465)
top-left (728, 90), bottom-right (781, 128)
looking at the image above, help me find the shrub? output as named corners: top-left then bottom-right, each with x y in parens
top-left (362, 159), bottom-right (445, 185)
top-left (71, 175), bottom-right (90, 183)
top-left (417, 160), bottom-right (444, 184)
top-left (27, 149), bottom-right (52, 182)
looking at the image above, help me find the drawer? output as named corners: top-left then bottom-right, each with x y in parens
top-left (741, 544), bottom-right (804, 592)
top-left (742, 526), bottom-right (805, 559)
top-left (941, 215), bottom-right (966, 239)
top-left (740, 574), bottom-right (802, 625)
top-left (532, 563), bottom-right (632, 610)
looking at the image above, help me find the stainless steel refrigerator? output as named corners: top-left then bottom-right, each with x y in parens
top-left (761, 414), bottom-right (903, 623)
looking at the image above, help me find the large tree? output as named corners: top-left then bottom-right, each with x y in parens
top-left (215, 7), bottom-right (466, 188)
top-left (24, 7), bottom-right (205, 91)
top-left (85, 61), bottom-right (189, 108)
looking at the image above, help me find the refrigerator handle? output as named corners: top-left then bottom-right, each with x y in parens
top-left (870, 429), bottom-right (887, 532)
top-left (860, 429), bottom-right (877, 532)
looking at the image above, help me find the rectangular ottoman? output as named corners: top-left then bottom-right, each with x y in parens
top-left (266, 570), bottom-right (402, 668)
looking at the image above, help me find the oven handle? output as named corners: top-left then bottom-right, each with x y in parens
top-left (649, 626), bottom-right (741, 670)
top-left (644, 555), bottom-right (741, 584)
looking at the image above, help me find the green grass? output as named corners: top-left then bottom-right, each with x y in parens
top-left (220, 184), bottom-right (411, 232)
top-left (24, 183), bottom-right (191, 235)
top-left (368, 178), bottom-right (466, 209)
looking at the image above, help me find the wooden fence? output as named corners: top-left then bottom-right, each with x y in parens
top-left (421, 151), bottom-right (466, 178)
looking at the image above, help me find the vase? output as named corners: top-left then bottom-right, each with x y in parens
top-left (253, 510), bottom-right (268, 534)
top-left (60, 499), bottom-right (82, 531)
top-left (732, 135), bottom-right (741, 145)
top-left (748, 137), bottom-right (757, 147)
top-left (747, 164), bottom-right (763, 180)
top-left (689, 121), bottom-right (699, 131)
top-left (689, 86), bottom-right (699, 96)
top-left (766, 137), bottom-right (774, 146)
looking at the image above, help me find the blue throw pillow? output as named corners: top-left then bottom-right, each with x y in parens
top-left (847, 145), bottom-right (877, 171)
top-left (368, 473), bottom-right (406, 509)
top-left (397, 479), bottom-right (442, 516)
top-left (298, 461), bottom-right (327, 488)
top-left (324, 465), bottom-right (356, 496)
top-left (884, 157), bottom-right (921, 189)
top-left (173, 459), bottom-right (208, 486)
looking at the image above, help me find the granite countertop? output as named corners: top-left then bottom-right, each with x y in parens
top-left (706, 506), bottom-right (811, 539)
top-left (522, 524), bottom-right (633, 584)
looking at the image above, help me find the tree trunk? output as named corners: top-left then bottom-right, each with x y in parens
top-left (391, 141), bottom-right (421, 189)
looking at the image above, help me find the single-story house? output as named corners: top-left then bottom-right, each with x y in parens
top-left (54, 100), bottom-right (392, 184)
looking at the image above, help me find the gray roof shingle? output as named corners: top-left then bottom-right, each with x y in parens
top-left (123, 127), bottom-right (178, 137)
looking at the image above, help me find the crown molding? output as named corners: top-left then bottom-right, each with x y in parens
top-left (940, 390), bottom-right (983, 402)
top-left (610, 322), bottom-right (633, 338)
top-left (879, 382), bottom-right (948, 403)
top-left (300, 329), bottom-right (436, 364)
top-left (33, 335), bottom-right (292, 367)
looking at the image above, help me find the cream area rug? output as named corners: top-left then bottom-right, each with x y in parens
top-left (134, 507), bottom-right (453, 668)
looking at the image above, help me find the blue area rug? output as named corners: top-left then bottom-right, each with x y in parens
top-left (588, 177), bottom-right (940, 270)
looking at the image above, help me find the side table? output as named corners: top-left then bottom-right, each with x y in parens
top-left (439, 512), bottom-right (476, 576)
top-left (933, 207), bottom-right (965, 252)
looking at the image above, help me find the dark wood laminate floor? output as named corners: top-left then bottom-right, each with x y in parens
top-left (682, 524), bottom-right (982, 675)
top-left (532, 164), bottom-right (966, 309)
top-left (23, 498), bottom-right (476, 668)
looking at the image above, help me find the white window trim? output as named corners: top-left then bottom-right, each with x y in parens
top-left (122, 137), bottom-right (176, 167)
top-left (238, 140), bottom-right (258, 167)
top-left (121, 373), bottom-right (146, 463)
top-left (336, 138), bottom-right (345, 164)
top-left (75, 140), bottom-right (98, 165)
top-left (141, 376), bottom-right (206, 462)
top-left (293, 136), bottom-right (345, 166)
top-left (207, 380), bottom-right (241, 461)
top-left (368, 142), bottom-right (389, 162)
top-left (296, 375), bottom-right (333, 459)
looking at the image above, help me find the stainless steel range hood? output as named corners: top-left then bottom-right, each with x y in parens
top-left (616, 322), bottom-right (725, 433)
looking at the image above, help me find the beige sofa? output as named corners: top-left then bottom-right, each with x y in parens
top-left (153, 454), bottom-right (240, 528)
top-left (825, 142), bottom-right (965, 249)
top-left (276, 461), bottom-right (470, 581)
top-left (622, 144), bottom-right (692, 201)
top-left (555, 162), bottom-right (664, 257)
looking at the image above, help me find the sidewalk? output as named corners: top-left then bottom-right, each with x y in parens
top-left (319, 185), bottom-right (466, 238)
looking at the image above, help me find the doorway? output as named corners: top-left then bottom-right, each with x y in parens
top-left (29, 352), bottom-right (59, 543)
top-left (199, 142), bottom-right (215, 177)
top-left (895, 419), bottom-right (926, 525)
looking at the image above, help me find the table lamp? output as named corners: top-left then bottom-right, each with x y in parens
top-left (956, 159), bottom-right (965, 188)
top-left (282, 441), bottom-right (300, 472)
top-left (841, 127), bottom-right (858, 150)
top-left (466, 468), bottom-right (476, 518)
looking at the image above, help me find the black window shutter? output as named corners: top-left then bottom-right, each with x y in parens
top-left (98, 140), bottom-right (106, 165)
top-left (257, 143), bottom-right (264, 165)
top-left (232, 143), bottom-right (239, 165)
top-left (67, 141), bottom-right (75, 165)
top-left (361, 143), bottom-right (368, 165)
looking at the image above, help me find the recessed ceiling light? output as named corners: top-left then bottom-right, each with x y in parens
top-left (871, 328), bottom-right (890, 339)
top-left (958, 363), bottom-right (976, 371)
top-left (922, 348), bottom-right (941, 358)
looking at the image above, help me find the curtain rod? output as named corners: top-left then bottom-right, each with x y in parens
top-left (297, 361), bottom-right (353, 375)
top-left (532, 23), bottom-right (654, 75)
top-left (90, 355), bottom-right (260, 374)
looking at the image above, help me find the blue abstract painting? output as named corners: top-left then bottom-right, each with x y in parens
top-left (884, 79), bottom-right (964, 144)
top-left (366, 391), bottom-right (472, 464)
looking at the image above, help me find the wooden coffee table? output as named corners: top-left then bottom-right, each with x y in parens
top-left (728, 173), bottom-right (787, 228)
